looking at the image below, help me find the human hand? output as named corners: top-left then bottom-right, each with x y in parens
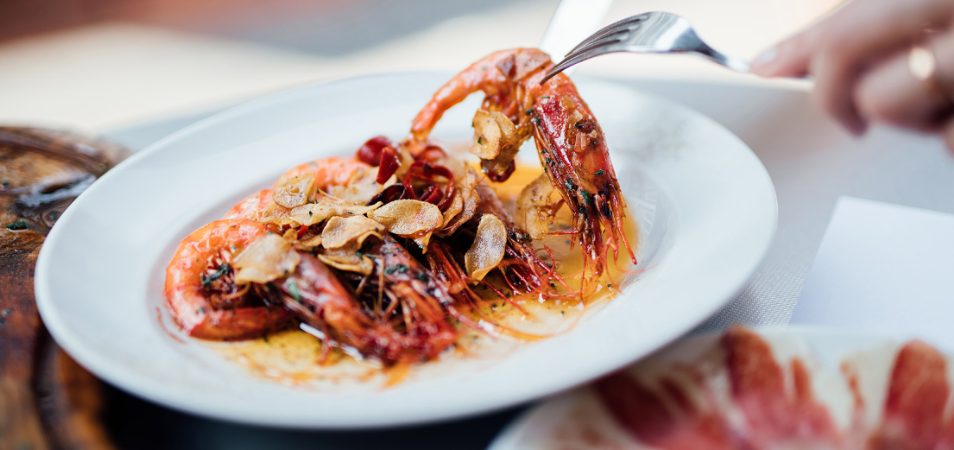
top-left (751, 0), bottom-right (954, 150)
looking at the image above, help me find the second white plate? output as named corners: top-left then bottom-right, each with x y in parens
top-left (35, 72), bottom-right (776, 428)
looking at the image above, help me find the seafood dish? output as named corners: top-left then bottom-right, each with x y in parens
top-left (164, 48), bottom-right (637, 372)
top-left (492, 327), bottom-right (954, 449)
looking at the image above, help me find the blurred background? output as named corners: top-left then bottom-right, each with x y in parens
top-left (0, 0), bottom-right (842, 133)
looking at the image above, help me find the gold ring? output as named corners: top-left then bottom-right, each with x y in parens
top-left (909, 45), bottom-right (954, 105)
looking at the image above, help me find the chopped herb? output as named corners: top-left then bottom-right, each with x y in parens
top-left (0, 307), bottom-right (11, 325)
top-left (580, 190), bottom-right (592, 205)
top-left (415, 272), bottom-right (429, 282)
top-left (530, 116), bottom-right (541, 126)
top-left (195, 306), bottom-right (207, 315)
top-left (308, 210), bottom-right (313, 217)
top-left (525, 109), bottom-right (533, 115)
top-left (284, 278), bottom-right (302, 303)
top-left (477, 136), bottom-right (485, 145)
top-left (594, 169), bottom-right (605, 176)
top-left (545, 157), bottom-right (553, 165)
top-left (5, 219), bottom-right (28, 231)
top-left (540, 95), bottom-right (551, 100)
top-left (577, 205), bottom-right (586, 214)
top-left (200, 263), bottom-right (230, 287)
top-left (48, 210), bottom-right (61, 221)
top-left (560, 310), bottom-right (565, 316)
top-left (564, 180), bottom-right (576, 191)
top-left (385, 264), bottom-right (409, 275)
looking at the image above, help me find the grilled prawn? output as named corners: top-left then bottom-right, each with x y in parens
top-left (165, 218), bottom-right (457, 364)
top-left (411, 48), bottom-right (635, 278)
top-left (164, 219), bottom-right (294, 340)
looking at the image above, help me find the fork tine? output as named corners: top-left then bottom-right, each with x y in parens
top-left (567, 13), bottom-right (649, 55)
top-left (540, 44), bottom-right (624, 84)
top-left (564, 32), bottom-right (627, 62)
top-left (568, 21), bottom-right (631, 53)
top-left (568, 22), bottom-right (632, 55)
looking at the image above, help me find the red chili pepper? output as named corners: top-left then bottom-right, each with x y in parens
top-left (296, 225), bottom-right (309, 239)
top-left (483, 159), bottom-right (515, 182)
top-left (417, 145), bottom-right (447, 163)
top-left (406, 161), bottom-right (454, 183)
top-left (376, 146), bottom-right (400, 184)
top-left (419, 185), bottom-right (440, 204)
top-left (401, 178), bottom-right (417, 199)
top-left (356, 135), bottom-right (392, 166)
top-left (436, 185), bottom-right (457, 211)
top-left (370, 184), bottom-right (410, 204)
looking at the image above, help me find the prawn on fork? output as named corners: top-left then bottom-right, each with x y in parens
top-left (411, 48), bottom-right (635, 279)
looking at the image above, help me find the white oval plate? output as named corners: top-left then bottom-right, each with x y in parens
top-left (35, 72), bottom-right (776, 428)
top-left (489, 326), bottom-right (948, 450)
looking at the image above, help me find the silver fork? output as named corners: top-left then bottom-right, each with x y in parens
top-left (542, 11), bottom-right (750, 83)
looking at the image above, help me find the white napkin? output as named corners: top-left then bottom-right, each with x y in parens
top-left (791, 197), bottom-right (954, 348)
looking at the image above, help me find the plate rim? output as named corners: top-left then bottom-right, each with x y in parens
top-left (488, 324), bottom-right (913, 450)
top-left (34, 71), bottom-right (778, 428)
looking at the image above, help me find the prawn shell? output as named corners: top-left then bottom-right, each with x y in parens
top-left (164, 219), bottom-right (293, 340)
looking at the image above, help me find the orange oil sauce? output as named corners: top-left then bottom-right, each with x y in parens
top-left (213, 163), bottom-right (638, 385)
top-left (469, 163), bottom-right (639, 334)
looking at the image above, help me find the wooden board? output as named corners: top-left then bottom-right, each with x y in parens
top-left (0, 127), bottom-right (127, 450)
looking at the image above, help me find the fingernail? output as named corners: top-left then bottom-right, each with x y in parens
top-left (751, 47), bottom-right (778, 73)
top-left (846, 119), bottom-right (867, 136)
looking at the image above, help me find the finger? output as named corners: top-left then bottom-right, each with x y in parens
top-left (854, 32), bottom-right (954, 130)
top-left (811, 0), bottom-right (954, 133)
top-left (752, 0), bottom-right (953, 78)
top-left (751, 27), bottom-right (822, 77)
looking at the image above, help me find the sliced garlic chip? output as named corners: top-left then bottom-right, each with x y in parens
top-left (464, 214), bottom-right (507, 282)
top-left (318, 246), bottom-right (374, 275)
top-left (439, 193), bottom-right (464, 231)
top-left (471, 109), bottom-right (517, 160)
top-left (273, 173), bottom-right (316, 208)
top-left (413, 232), bottom-right (433, 252)
top-left (441, 167), bottom-right (480, 235)
top-left (233, 234), bottom-right (301, 284)
top-left (294, 234), bottom-right (323, 251)
top-left (289, 200), bottom-right (380, 226)
top-left (516, 174), bottom-right (560, 239)
top-left (368, 199), bottom-right (443, 236)
top-left (320, 215), bottom-right (384, 249)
